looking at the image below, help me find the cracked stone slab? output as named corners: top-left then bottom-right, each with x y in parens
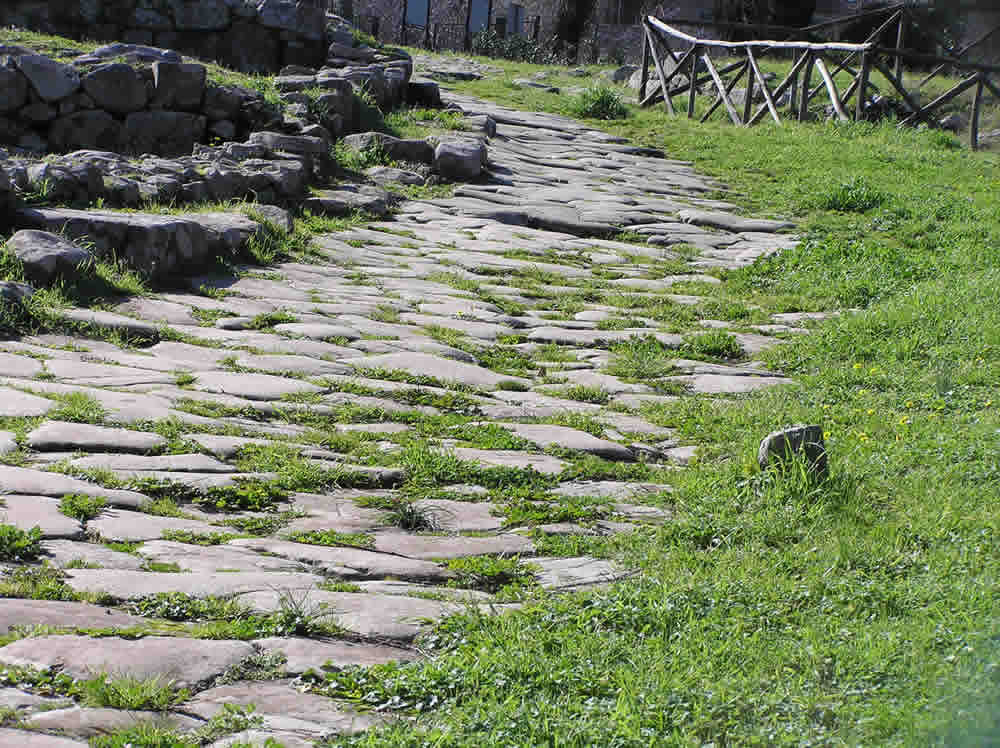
top-left (0, 729), bottom-right (88, 746)
top-left (452, 448), bottom-right (567, 476)
top-left (343, 352), bottom-right (528, 390)
top-left (138, 540), bottom-right (310, 574)
top-left (373, 531), bottom-right (534, 560)
top-left (26, 421), bottom-right (167, 453)
top-left (24, 707), bottom-right (203, 738)
top-left (0, 387), bottom-right (56, 417)
top-left (0, 599), bottom-right (149, 633)
top-left (413, 499), bottom-right (503, 532)
top-left (63, 569), bottom-right (325, 600)
top-left (668, 374), bottom-right (791, 394)
top-left (497, 423), bottom-right (634, 461)
top-left (87, 509), bottom-right (222, 542)
top-left (0, 495), bottom-right (83, 539)
top-left (229, 538), bottom-right (451, 582)
top-left (238, 589), bottom-right (465, 641)
top-left (678, 208), bottom-right (793, 233)
top-left (0, 467), bottom-right (149, 509)
top-left (42, 539), bottom-right (145, 570)
top-left (69, 453), bottom-right (233, 475)
top-left (192, 372), bottom-right (326, 401)
top-left (185, 680), bottom-right (378, 736)
top-left (0, 636), bottom-right (253, 687)
top-left (253, 637), bottom-right (418, 675)
top-left (551, 481), bottom-right (671, 501)
top-left (533, 556), bottom-right (632, 589)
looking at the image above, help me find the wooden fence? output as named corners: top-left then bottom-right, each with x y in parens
top-left (639, 13), bottom-right (1000, 149)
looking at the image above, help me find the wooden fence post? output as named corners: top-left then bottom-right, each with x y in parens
top-left (799, 52), bottom-right (814, 121)
top-left (856, 51), bottom-right (871, 120)
top-left (640, 21), bottom-right (650, 103)
top-left (971, 75), bottom-right (984, 150)
top-left (895, 10), bottom-right (907, 80)
top-left (688, 44), bottom-right (699, 118)
top-left (743, 51), bottom-right (755, 125)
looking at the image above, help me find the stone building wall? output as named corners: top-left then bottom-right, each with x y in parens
top-left (0, 0), bottom-right (329, 72)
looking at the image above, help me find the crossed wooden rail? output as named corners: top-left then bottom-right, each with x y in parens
top-left (639, 15), bottom-right (1000, 149)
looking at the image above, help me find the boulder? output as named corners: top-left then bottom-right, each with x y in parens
top-left (302, 185), bottom-right (390, 217)
top-left (122, 111), bottom-right (207, 157)
top-left (81, 63), bottom-right (147, 115)
top-left (89, 43), bottom-right (182, 64)
top-left (327, 42), bottom-right (376, 63)
top-left (603, 64), bottom-right (638, 83)
top-left (342, 132), bottom-right (433, 164)
top-left (365, 166), bottom-right (424, 186)
top-left (256, 0), bottom-right (326, 41)
top-left (171, 0), bottom-right (232, 31)
top-left (434, 139), bottom-right (487, 180)
top-left (15, 55), bottom-right (80, 102)
top-left (407, 79), bottom-right (440, 107)
top-left (217, 21), bottom-right (280, 73)
top-left (758, 425), bottom-right (828, 477)
top-left (48, 110), bottom-right (123, 153)
top-left (152, 62), bottom-right (207, 112)
top-left (0, 66), bottom-right (28, 113)
top-left (7, 231), bottom-right (90, 283)
top-left (0, 281), bottom-right (34, 304)
top-left (202, 84), bottom-right (247, 121)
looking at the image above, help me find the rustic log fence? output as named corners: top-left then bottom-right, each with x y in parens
top-left (639, 14), bottom-right (1000, 149)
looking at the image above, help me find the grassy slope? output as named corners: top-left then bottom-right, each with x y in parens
top-left (318, 58), bottom-right (1000, 746)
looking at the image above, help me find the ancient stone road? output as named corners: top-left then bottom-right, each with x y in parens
top-left (0, 93), bottom-right (810, 746)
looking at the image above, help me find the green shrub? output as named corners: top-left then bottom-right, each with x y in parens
top-left (814, 176), bottom-right (888, 213)
top-left (570, 86), bottom-right (629, 120)
top-left (59, 493), bottom-right (106, 522)
top-left (471, 29), bottom-right (565, 64)
top-left (0, 524), bottom-right (43, 562)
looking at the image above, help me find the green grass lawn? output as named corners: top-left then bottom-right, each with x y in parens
top-left (309, 57), bottom-right (1000, 747)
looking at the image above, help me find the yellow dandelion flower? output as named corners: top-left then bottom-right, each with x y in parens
top-left (853, 363), bottom-right (862, 370)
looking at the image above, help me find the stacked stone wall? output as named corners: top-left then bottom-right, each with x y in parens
top-left (0, 0), bottom-right (328, 72)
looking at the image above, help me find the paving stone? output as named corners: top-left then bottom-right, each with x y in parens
top-left (253, 637), bottom-right (417, 674)
top-left (0, 495), bottom-right (83, 539)
top-left (498, 423), bottom-right (634, 461)
top-left (229, 538), bottom-right (450, 582)
top-left (63, 569), bottom-right (324, 600)
top-left (343, 352), bottom-right (528, 390)
top-left (185, 434), bottom-right (276, 459)
top-left (373, 531), bottom-right (533, 560)
top-left (208, 729), bottom-right (312, 748)
top-left (0, 728), bottom-right (88, 746)
top-left (0, 599), bottom-right (149, 633)
top-left (87, 509), bottom-right (222, 542)
top-left (413, 499), bottom-right (503, 532)
top-left (452, 448), bottom-right (566, 476)
top-left (0, 467), bottom-right (149, 509)
top-left (668, 374), bottom-right (790, 394)
top-left (238, 589), bottom-right (463, 641)
top-left (678, 208), bottom-right (794, 233)
top-left (26, 421), bottom-right (166, 453)
top-left (41, 539), bottom-right (145, 570)
top-left (185, 680), bottom-right (377, 735)
top-left (59, 308), bottom-right (159, 340)
top-left (0, 352), bottom-right (44, 378)
top-left (533, 556), bottom-right (632, 588)
top-left (24, 708), bottom-right (203, 738)
top-left (551, 481), bottom-right (671, 501)
top-left (0, 387), bottom-right (56, 417)
top-left (550, 369), bottom-right (654, 394)
top-left (138, 540), bottom-right (310, 574)
top-left (192, 372), bottom-right (326, 401)
top-left (0, 432), bottom-right (16, 455)
top-left (68, 453), bottom-right (231, 473)
top-left (0, 687), bottom-right (72, 713)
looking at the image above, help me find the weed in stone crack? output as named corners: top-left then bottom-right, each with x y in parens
top-left (681, 330), bottom-right (743, 361)
top-left (266, 587), bottom-right (344, 638)
top-left (498, 497), bottom-right (612, 528)
top-left (47, 392), bottom-right (106, 424)
top-left (130, 477), bottom-right (287, 513)
top-left (160, 529), bottom-right (241, 546)
top-left (287, 530), bottom-right (374, 550)
top-left (173, 370), bottom-right (197, 388)
top-left (81, 673), bottom-right (188, 711)
top-left (90, 725), bottom-right (198, 748)
top-left (58, 493), bottom-right (106, 522)
top-left (216, 510), bottom-right (304, 537)
top-left (249, 310), bottom-right (297, 330)
top-left (0, 663), bottom-right (78, 697)
top-left (558, 385), bottom-right (611, 405)
top-left (124, 592), bottom-right (249, 622)
top-left (141, 561), bottom-right (183, 573)
top-left (445, 556), bottom-right (540, 594)
top-left (0, 524), bottom-right (43, 562)
top-left (213, 655), bottom-right (286, 688)
top-left (605, 336), bottom-right (678, 381)
top-left (356, 496), bottom-right (451, 532)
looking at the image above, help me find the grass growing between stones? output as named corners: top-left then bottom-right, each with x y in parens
top-left (300, 57), bottom-right (1000, 747)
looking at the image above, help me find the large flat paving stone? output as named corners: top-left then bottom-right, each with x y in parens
top-left (0, 353), bottom-right (43, 378)
top-left (229, 538), bottom-right (450, 582)
top-left (137, 540), bottom-right (310, 574)
top-left (0, 729), bottom-right (87, 746)
top-left (63, 569), bottom-right (325, 600)
top-left (185, 680), bottom-right (377, 735)
top-left (498, 423), bottom-right (634, 461)
top-left (668, 373), bottom-right (790, 394)
top-left (41, 539), bottom-right (145, 570)
top-left (0, 599), bottom-right (149, 632)
top-left (373, 531), bottom-right (534, 560)
top-left (88, 509), bottom-right (221, 542)
top-left (0, 432), bottom-right (16, 455)
top-left (414, 499), bottom-right (503, 532)
top-left (26, 421), bottom-right (166, 453)
top-left (343, 352), bottom-right (528, 390)
top-left (452, 448), bottom-right (567, 476)
top-left (0, 495), bottom-right (83, 539)
top-left (238, 589), bottom-right (463, 641)
top-left (68, 453), bottom-right (231, 473)
top-left (253, 637), bottom-right (418, 675)
top-left (0, 467), bottom-right (148, 509)
top-left (0, 636), bottom-right (254, 688)
top-left (533, 556), bottom-right (632, 589)
top-left (551, 480), bottom-right (671, 501)
top-left (192, 372), bottom-right (326, 401)
top-left (0, 387), bottom-right (56, 417)
top-left (24, 707), bottom-right (203, 737)
top-left (678, 208), bottom-right (794, 233)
